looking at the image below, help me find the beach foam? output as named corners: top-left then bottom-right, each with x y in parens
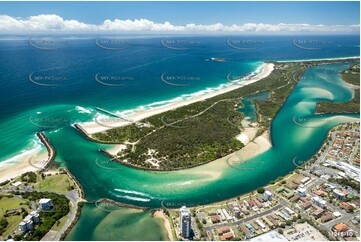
top-left (114, 188), bottom-right (153, 198)
top-left (79, 62), bottom-right (275, 134)
top-left (0, 136), bottom-right (42, 169)
top-left (75, 106), bottom-right (93, 114)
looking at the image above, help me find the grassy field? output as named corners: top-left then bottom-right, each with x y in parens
top-left (35, 174), bottom-right (75, 194)
top-left (0, 196), bottom-right (28, 238)
top-left (50, 213), bottom-right (69, 232)
top-left (0, 197), bottom-right (24, 212)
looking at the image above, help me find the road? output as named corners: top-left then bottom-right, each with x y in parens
top-left (41, 189), bottom-right (79, 241)
top-left (204, 203), bottom-right (283, 231)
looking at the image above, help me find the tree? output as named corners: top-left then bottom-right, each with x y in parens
top-left (257, 187), bottom-right (265, 194)
top-left (0, 218), bottom-right (8, 229)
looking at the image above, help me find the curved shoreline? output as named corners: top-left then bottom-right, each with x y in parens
top-left (0, 132), bottom-right (55, 183)
top-left (275, 56), bottom-right (359, 63)
top-left (99, 128), bottom-right (272, 172)
top-left (78, 62), bottom-right (275, 134)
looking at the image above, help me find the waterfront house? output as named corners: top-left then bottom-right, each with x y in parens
top-left (39, 198), bottom-right (53, 210)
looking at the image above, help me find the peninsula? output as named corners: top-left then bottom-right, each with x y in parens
top-left (77, 58), bottom-right (359, 171)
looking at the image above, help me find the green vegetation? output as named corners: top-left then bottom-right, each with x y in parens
top-left (0, 196), bottom-right (30, 238)
top-left (0, 180), bottom-right (10, 186)
top-left (92, 62), bottom-right (306, 170)
top-left (0, 218), bottom-right (9, 236)
top-left (92, 60), bottom-right (356, 170)
top-left (330, 178), bottom-right (360, 191)
top-left (20, 172), bottom-right (37, 183)
top-left (35, 173), bottom-right (75, 194)
top-left (256, 187), bottom-right (265, 194)
top-left (316, 63), bottom-right (360, 114)
top-left (18, 191), bottom-right (70, 241)
top-left (49, 214), bottom-right (68, 232)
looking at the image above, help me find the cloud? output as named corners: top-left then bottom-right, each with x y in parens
top-left (0, 14), bottom-right (359, 34)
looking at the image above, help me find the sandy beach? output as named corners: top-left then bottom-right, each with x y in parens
top-left (0, 149), bottom-right (48, 183)
top-left (79, 63), bottom-right (275, 134)
top-left (107, 144), bottom-right (127, 156)
top-left (154, 210), bottom-right (174, 241)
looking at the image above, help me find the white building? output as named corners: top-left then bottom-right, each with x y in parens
top-left (234, 207), bottom-right (240, 218)
top-left (312, 196), bottom-right (327, 209)
top-left (12, 181), bottom-right (22, 187)
top-left (30, 211), bottom-right (40, 223)
top-left (39, 198), bottom-right (53, 210)
top-left (222, 209), bottom-right (232, 221)
top-left (255, 219), bottom-right (266, 230)
top-left (250, 230), bottom-right (288, 241)
top-left (24, 215), bottom-right (34, 230)
top-left (180, 206), bottom-right (191, 239)
top-left (19, 222), bottom-right (27, 232)
top-left (285, 207), bottom-right (295, 215)
top-left (18, 211), bottom-right (40, 232)
top-left (296, 188), bottom-right (307, 197)
top-left (264, 190), bottom-right (273, 201)
top-left (333, 189), bottom-right (346, 200)
top-left (301, 177), bottom-right (310, 184)
top-left (333, 211), bottom-right (342, 218)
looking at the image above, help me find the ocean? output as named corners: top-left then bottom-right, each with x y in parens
top-left (0, 35), bottom-right (359, 240)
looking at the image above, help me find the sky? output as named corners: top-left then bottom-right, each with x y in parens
top-left (0, 1), bottom-right (359, 34)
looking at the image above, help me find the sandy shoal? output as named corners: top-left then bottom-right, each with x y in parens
top-left (154, 210), bottom-right (174, 241)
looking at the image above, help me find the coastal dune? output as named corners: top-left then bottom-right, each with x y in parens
top-left (79, 63), bottom-right (275, 135)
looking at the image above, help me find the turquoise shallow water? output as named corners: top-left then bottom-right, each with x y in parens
top-left (0, 36), bottom-right (359, 240)
top-left (238, 91), bottom-right (269, 122)
top-left (52, 62), bottom-right (358, 208)
top-left (64, 61), bottom-right (358, 240)
top-left (65, 204), bottom-right (168, 241)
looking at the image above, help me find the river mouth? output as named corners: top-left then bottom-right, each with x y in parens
top-left (43, 61), bottom-right (358, 210)
top-left (0, 35), bottom-right (359, 240)
top-left (64, 61), bottom-right (359, 240)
